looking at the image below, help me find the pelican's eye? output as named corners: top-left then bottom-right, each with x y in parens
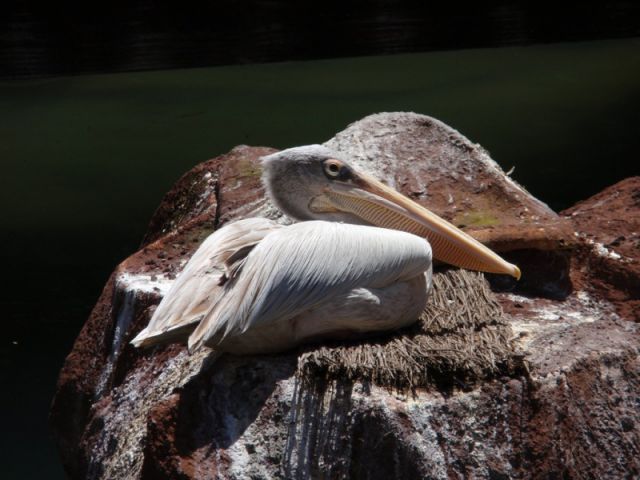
top-left (323, 159), bottom-right (343, 179)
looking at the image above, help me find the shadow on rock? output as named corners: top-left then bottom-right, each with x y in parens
top-left (488, 248), bottom-right (573, 300)
top-left (283, 377), bottom-right (430, 479)
top-left (141, 352), bottom-right (297, 477)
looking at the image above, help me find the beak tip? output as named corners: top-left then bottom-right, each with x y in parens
top-left (513, 265), bottom-right (522, 281)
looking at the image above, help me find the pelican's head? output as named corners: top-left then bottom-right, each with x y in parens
top-left (261, 145), bottom-right (520, 279)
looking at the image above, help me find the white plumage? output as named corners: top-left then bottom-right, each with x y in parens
top-left (131, 145), bottom-right (519, 354)
top-left (188, 220), bottom-right (432, 352)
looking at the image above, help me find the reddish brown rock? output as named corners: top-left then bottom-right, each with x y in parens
top-left (50, 145), bottom-right (275, 478)
top-left (50, 113), bottom-right (639, 479)
top-left (562, 176), bottom-right (640, 321)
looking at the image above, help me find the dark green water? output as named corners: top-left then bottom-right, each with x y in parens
top-left (1, 38), bottom-right (639, 478)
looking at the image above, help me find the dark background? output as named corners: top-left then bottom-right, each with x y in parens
top-left (2, 1), bottom-right (640, 78)
top-left (1, 2), bottom-right (639, 478)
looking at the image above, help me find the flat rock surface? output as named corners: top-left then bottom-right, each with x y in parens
top-left (50, 113), bottom-right (640, 479)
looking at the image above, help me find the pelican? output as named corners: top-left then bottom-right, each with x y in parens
top-left (131, 145), bottom-right (520, 354)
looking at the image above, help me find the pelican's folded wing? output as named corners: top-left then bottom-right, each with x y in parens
top-left (131, 217), bottom-right (283, 348)
top-left (187, 221), bottom-right (433, 351)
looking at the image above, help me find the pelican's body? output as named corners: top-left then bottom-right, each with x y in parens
top-left (132, 145), bottom-right (519, 354)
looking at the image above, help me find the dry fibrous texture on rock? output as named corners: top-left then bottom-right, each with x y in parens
top-left (50, 113), bottom-right (640, 479)
top-left (298, 269), bottom-right (516, 389)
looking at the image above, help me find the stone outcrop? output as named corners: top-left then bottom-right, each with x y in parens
top-left (50, 113), bottom-right (640, 479)
top-left (561, 176), bottom-right (640, 321)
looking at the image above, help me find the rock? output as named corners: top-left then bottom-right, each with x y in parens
top-left (50, 113), bottom-right (640, 479)
top-left (326, 114), bottom-right (577, 299)
top-left (561, 176), bottom-right (640, 321)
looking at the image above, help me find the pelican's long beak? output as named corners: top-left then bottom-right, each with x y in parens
top-left (322, 169), bottom-right (521, 279)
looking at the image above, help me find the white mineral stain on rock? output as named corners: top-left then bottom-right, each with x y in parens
top-left (508, 290), bottom-right (611, 351)
top-left (95, 289), bottom-right (136, 398)
top-left (591, 240), bottom-right (622, 260)
top-left (95, 272), bottom-right (176, 398)
top-left (90, 349), bottom-right (210, 480)
top-left (574, 232), bottom-right (625, 261)
top-left (116, 271), bottom-right (174, 296)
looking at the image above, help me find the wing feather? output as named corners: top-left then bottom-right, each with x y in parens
top-left (131, 217), bottom-right (282, 347)
top-left (188, 221), bottom-right (432, 351)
